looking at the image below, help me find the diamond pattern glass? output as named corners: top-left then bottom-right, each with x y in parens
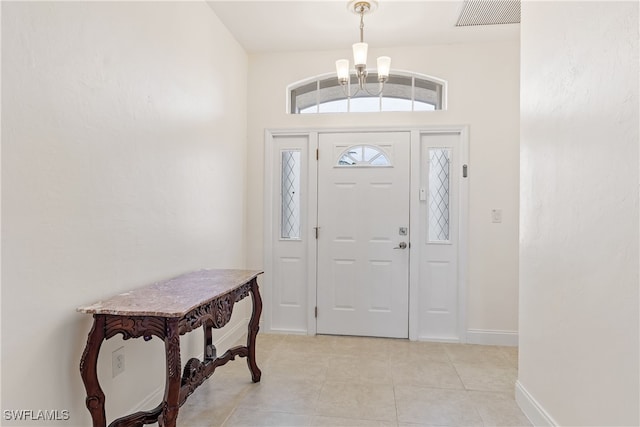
top-left (428, 148), bottom-right (451, 242)
top-left (281, 150), bottom-right (301, 239)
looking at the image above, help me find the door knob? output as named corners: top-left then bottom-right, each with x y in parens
top-left (394, 242), bottom-right (408, 249)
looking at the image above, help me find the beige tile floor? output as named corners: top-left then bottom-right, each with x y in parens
top-left (176, 334), bottom-right (531, 427)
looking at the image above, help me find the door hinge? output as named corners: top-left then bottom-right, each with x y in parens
top-left (463, 164), bottom-right (468, 178)
top-left (314, 226), bottom-right (319, 239)
top-left (316, 149), bottom-right (319, 160)
top-left (315, 306), bottom-right (318, 318)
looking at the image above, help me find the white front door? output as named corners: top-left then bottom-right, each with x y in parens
top-left (316, 131), bottom-right (410, 338)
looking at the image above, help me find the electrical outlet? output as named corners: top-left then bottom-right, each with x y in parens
top-left (112, 347), bottom-right (125, 378)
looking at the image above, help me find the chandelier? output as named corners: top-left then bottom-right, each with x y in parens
top-left (336, 0), bottom-right (391, 96)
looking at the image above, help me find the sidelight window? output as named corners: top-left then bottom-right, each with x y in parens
top-left (281, 150), bottom-right (301, 239)
top-left (428, 148), bottom-right (451, 242)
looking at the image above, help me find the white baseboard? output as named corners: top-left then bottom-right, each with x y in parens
top-left (128, 316), bottom-right (250, 415)
top-left (515, 380), bottom-right (557, 426)
top-left (265, 327), bottom-right (308, 335)
top-left (466, 329), bottom-right (519, 346)
top-left (417, 335), bottom-right (461, 344)
top-left (211, 316), bottom-right (251, 353)
top-left (130, 384), bottom-right (164, 415)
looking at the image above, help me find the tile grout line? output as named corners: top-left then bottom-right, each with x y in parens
top-left (221, 334), bottom-right (281, 427)
top-left (442, 343), bottom-right (470, 392)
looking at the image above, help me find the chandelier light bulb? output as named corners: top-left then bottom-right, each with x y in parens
top-left (336, 59), bottom-right (350, 82)
top-left (376, 56), bottom-right (391, 80)
top-left (352, 42), bottom-right (368, 67)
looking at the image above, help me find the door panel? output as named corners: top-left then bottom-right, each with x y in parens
top-left (317, 132), bottom-right (410, 338)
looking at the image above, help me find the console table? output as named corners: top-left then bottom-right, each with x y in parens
top-left (78, 269), bottom-right (263, 427)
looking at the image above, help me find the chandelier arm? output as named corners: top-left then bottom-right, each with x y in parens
top-left (338, 80), bottom-right (363, 98)
top-left (338, 82), bottom-right (350, 98)
top-left (362, 82), bottom-right (385, 97)
top-left (355, 67), bottom-right (367, 90)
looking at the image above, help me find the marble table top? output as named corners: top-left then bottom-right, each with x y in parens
top-left (77, 269), bottom-right (263, 317)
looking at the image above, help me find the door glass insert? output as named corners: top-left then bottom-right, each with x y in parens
top-left (337, 145), bottom-right (391, 167)
top-left (281, 150), bottom-right (301, 239)
top-left (428, 148), bottom-right (451, 242)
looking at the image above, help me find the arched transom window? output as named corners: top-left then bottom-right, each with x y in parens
top-left (289, 71), bottom-right (445, 114)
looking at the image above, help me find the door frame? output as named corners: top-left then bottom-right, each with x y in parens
top-left (264, 126), bottom-right (469, 341)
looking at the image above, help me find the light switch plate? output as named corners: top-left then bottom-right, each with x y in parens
top-left (491, 209), bottom-right (502, 223)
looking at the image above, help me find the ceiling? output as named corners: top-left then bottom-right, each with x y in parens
top-left (207, 1), bottom-right (520, 54)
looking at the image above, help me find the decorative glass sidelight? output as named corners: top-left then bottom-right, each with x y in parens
top-left (281, 150), bottom-right (302, 239)
top-left (428, 148), bottom-right (451, 242)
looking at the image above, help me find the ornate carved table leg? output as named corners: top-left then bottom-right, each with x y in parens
top-left (158, 318), bottom-right (181, 427)
top-left (246, 278), bottom-right (262, 382)
top-left (79, 315), bottom-right (107, 427)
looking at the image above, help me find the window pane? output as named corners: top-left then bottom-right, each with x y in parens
top-left (381, 97), bottom-right (413, 111)
top-left (318, 79), bottom-right (344, 100)
top-left (415, 78), bottom-right (441, 110)
top-left (370, 154), bottom-right (391, 166)
top-left (380, 75), bottom-right (413, 112)
top-left (291, 81), bottom-right (318, 113)
top-left (428, 148), bottom-right (450, 242)
top-left (319, 98), bottom-right (348, 113)
top-left (350, 97), bottom-right (380, 112)
top-left (281, 150), bottom-right (301, 239)
top-left (414, 101), bottom-right (436, 111)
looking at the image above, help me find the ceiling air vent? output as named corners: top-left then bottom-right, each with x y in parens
top-left (456, 0), bottom-right (520, 26)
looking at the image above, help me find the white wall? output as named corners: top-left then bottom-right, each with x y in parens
top-left (246, 41), bottom-right (521, 339)
top-left (2, 2), bottom-right (248, 425)
top-left (518, 1), bottom-right (639, 425)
